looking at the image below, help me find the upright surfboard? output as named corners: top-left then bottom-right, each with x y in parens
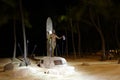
top-left (46, 17), bottom-right (53, 56)
top-left (46, 17), bottom-right (53, 34)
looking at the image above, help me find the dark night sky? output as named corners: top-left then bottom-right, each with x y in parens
top-left (24, 0), bottom-right (75, 15)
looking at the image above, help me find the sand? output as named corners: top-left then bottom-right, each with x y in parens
top-left (0, 57), bottom-right (120, 80)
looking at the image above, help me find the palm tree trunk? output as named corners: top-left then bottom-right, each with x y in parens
top-left (70, 18), bottom-right (76, 59)
top-left (89, 8), bottom-right (106, 60)
top-left (115, 21), bottom-right (120, 48)
top-left (13, 16), bottom-right (16, 60)
top-left (77, 22), bottom-right (81, 57)
top-left (19, 0), bottom-right (28, 66)
top-left (97, 17), bottom-right (106, 60)
top-left (65, 28), bottom-right (68, 57)
top-left (114, 20), bottom-right (120, 64)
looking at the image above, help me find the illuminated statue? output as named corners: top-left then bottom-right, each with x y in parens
top-left (46, 17), bottom-right (64, 56)
top-left (49, 30), bottom-right (63, 56)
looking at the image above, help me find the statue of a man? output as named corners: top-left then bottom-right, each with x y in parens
top-left (47, 30), bottom-right (63, 56)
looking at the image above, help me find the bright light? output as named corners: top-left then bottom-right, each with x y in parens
top-left (49, 31), bottom-right (52, 34)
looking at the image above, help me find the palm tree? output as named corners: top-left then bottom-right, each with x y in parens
top-left (111, 4), bottom-right (120, 63)
top-left (13, 16), bottom-right (17, 60)
top-left (65, 0), bottom-right (114, 60)
top-left (81, 0), bottom-right (114, 60)
top-left (58, 14), bottom-right (77, 58)
top-left (0, 0), bottom-right (17, 60)
top-left (19, 0), bottom-right (28, 65)
top-left (89, 8), bottom-right (106, 60)
top-left (70, 5), bottom-right (85, 57)
top-left (0, 0), bottom-right (32, 64)
top-left (54, 16), bottom-right (68, 57)
top-left (70, 18), bottom-right (76, 59)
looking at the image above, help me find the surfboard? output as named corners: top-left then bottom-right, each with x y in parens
top-left (46, 17), bottom-right (53, 56)
top-left (46, 17), bottom-right (53, 35)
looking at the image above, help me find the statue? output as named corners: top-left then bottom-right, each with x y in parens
top-left (46, 17), bottom-right (64, 56)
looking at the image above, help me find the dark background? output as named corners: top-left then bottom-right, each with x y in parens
top-left (0, 0), bottom-right (74, 57)
top-left (0, 0), bottom-right (120, 57)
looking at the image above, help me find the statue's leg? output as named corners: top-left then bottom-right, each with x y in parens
top-left (47, 40), bottom-right (50, 56)
top-left (47, 42), bottom-right (49, 56)
top-left (51, 46), bottom-right (54, 57)
top-left (52, 43), bottom-right (56, 57)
